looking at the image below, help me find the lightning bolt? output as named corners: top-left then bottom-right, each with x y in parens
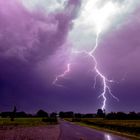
top-left (53, 0), bottom-right (120, 110)
top-left (53, 29), bottom-right (119, 110)
top-left (85, 29), bottom-right (119, 110)
top-left (53, 63), bottom-right (71, 87)
top-left (73, 29), bottom-right (119, 110)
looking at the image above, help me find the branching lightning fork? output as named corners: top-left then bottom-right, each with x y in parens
top-left (87, 30), bottom-right (119, 110)
top-left (53, 63), bottom-right (71, 87)
top-left (53, 29), bottom-right (119, 110)
top-left (74, 30), bottom-right (119, 110)
top-left (53, 0), bottom-right (120, 110)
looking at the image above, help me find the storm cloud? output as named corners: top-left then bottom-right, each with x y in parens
top-left (0, 0), bottom-right (81, 112)
top-left (0, 0), bottom-right (140, 113)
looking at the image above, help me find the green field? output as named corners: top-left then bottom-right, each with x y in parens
top-left (0, 117), bottom-right (57, 127)
top-left (66, 118), bottom-right (140, 139)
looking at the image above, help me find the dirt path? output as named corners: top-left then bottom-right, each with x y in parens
top-left (0, 125), bottom-right (60, 140)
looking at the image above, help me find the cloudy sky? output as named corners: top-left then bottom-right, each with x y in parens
top-left (0, 0), bottom-right (140, 113)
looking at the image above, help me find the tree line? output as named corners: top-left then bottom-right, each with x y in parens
top-left (59, 109), bottom-right (140, 120)
top-left (0, 107), bottom-right (140, 120)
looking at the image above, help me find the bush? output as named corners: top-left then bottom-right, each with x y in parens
top-left (42, 117), bottom-right (58, 124)
top-left (36, 110), bottom-right (48, 117)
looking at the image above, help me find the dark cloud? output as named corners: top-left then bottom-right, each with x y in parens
top-left (0, 0), bottom-right (81, 62)
top-left (0, 0), bottom-right (81, 112)
top-left (0, 0), bottom-right (139, 113)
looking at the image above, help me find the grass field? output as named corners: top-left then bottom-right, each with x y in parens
top-left (65, 118), bottom-right (140, 139)
top-left (0, 118), bottom-right (59, 140)
top-left (0, 117), bottom-right (57, 127)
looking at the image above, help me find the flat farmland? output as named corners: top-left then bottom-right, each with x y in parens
top-left (0, 118), bottom-right (60, 140)
top-left (68, 118), bottom-right (140, 139)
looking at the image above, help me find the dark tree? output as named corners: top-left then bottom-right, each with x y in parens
top-left (74, 113), bottom-right (82, 118)
top-left (59, 112), bottom-right (65, 118)
top-left (97, 109), bottom-right (105, 118)
top-left (59, 111), bottom-right (74, 118)
top-left (36, 110), bottom-right (48, 117)
top-left (50, 112), bottom-right (57, 118)
top-left (65, 112), bottom-right (74, 118)
top-left (1, 112), bottom-right (11, 118)
top-left (16, 112), bottom-right (27, 118)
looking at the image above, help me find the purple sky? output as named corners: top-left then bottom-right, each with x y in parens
top-left (0, 0), bottom-right (140, 113)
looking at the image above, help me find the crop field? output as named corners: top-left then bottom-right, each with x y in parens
top-left (67, 118), bottom-right (140, 138)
